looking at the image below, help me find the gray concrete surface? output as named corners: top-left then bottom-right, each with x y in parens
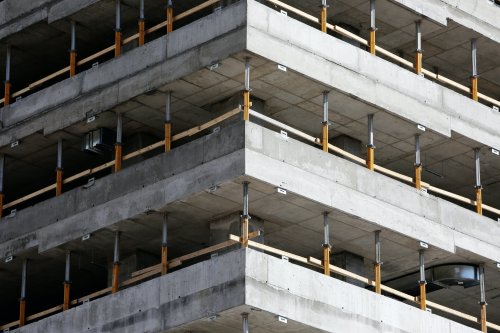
top-left (0, 0), bottom-right (101, 39)
top-left (246, 0), bottom-right (500, 151)
top-left (11, 249), bottom-right (481, 333)
top-left (0, 1), bottom-right (247, 146)
top-left (0, 120), bottom-right (245, 258)
top-left (244, 122), bottom-right (500, 262)
top-left (394, 0), bottom-right (500, 43)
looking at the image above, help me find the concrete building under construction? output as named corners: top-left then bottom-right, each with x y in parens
top-left (1, 0), bottom-right (500, 332)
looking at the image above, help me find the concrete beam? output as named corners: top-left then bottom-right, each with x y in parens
top-left (0, 1), bottom-right (247, 147)
top-left (392, 0), bottom-right (500, 43)
top-left (0, 0), bottom-right (101, 40)
top-left (16, 249), bottom-right (481, 333)
top-left (244, 122), bottom-right (500, 262)
top-left (0, 121), bottom-right (245, 257)
top-left (246, 0), bottom-right (500, 150)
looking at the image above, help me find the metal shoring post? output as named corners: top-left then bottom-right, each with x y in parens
top-left (471, 38), bottom-right (478, 101)
top-left (415, 20), bottom-right (422, 74)
top-left (115, 0), bottom-right (122, 57)
top-left (475, 148), bottom-right (482, 215)
top-left (161, 213), bottom-right (168, 275)
top-left (242, 312), bottom-right (249, 333)
top-left (19, 259), bottom-right (27, 327)
top-left (63, 251), bottom-right (71, 311)
top-left (112, 231), bottom-right (121, 293)
top-left (139, 0), bottom-right (146, 46)
top-left (243, 58), bottom-right (251, 121)
top-left (165, 91), bottom-right (172, 152)
top-left (115, 113), bottom-right (123, 172)
top-left (366, 114), bottom-right (375, 170)
top-left (374, 230), bottom-right (382, 294)
top-left (56, 138), bottom-right (64, 196)
top-left (70, 21), bottom-right (77, 77)
top-left (418, 249), bottom-right (427, 310)
top-left (479, 264), bottom-right (487, 332)
top-left (369, 0), bottom-right (376, 55)
top-left (323, 212), bottom-right (330, 276)
top-left (166, 0), bottom-right (174, 33)
top-left (0, 154), bottom-right (4, 217)
top-left (414, 134), bottom-right (422, 189)
top-left (320, 0), bottom-right (328, 33)
top-left (322, 91), bottom-right (329, 152)
top-left (241, 182), bottom-right (249, 248)
top-left (4, 45), bottom-right (11, 106)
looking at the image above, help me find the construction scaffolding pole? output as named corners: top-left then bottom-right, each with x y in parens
top-left (161, 213), bottom-right (168, 275)
top-left (374, 230), bottom-right (382, 294)
top-left (323, 212), bottom-right (330, 276)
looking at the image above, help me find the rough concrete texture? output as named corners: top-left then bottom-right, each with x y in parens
top-left (0, 120), bottom-right (245, 258)
top-left (0, 0), bottom-right (100, 39)
top-left (246, 249), bottom-right (480, 333)
top-left (244, 122), bottom-right (500, 262)
top-left (15, 249), bottom-right (246, 333)
top-left (13, 249), bottom-right (481, 333)
top-left (246, 0), bottom-right (500, 150)
top-left (0, 1), bottom-right (247, 146)
top-left (394, 0), bottom-right (500, 43)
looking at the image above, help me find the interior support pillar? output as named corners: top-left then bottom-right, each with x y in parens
top-left (471, 38), bottom-right (478, 101)
top-left (166, 0), bottom-right (174, 33)
top-left (323, 212), bottom-right (330, 276)
top-left (320, 0), bottom-right (328, 33)
top-left (475, 148), bottom-right (482, 215)
top-left (63, 251), bottom-right (71, 311)
top-left (415, 20), bottom-right (422, 74)
top-left (115, 113), bottom-right (123, 172)
top-left (138, 0), bottom-right (146, 46)
top-left (56, 138), bottom-right (63, 196)
top-left (418, 249), bottom-right (427, 311)
top-left (241, 181), bottom-right (249, 248)
top-left (366, 114), bottom-right (375, 170)
top-left (322, 91), bottom-right (329, 152)
top-left (161, 213), bottom-right (168, 275)
top-left (112, 231), bottom-right (121, 294)
top-left (374, 230), bottom-right (382, 294)
top-left (69, 21), bottom-right (77, 77)
top-left (479, 264), bottom-right (487, 332)
top-left (165, 91), bottom-right (172, 152)
top-left (115, 0), bottom-right (122, 57)
top-left (414, 134), bottom-right (422, 189)
top-left (369, 0), bottom-right (376, 55)
top-left (243, 58), bottom-right (251, 121)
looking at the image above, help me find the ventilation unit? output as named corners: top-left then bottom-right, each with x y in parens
top-left (82, 128), bottom-right (115, 154)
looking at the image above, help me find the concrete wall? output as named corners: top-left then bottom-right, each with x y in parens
top-left (0, 1), bottom-right (247, 146)
top-left (244, 122), bottom-right (500, 263)
top-left (0, 121), bottom-right (245, 258)
top-left (393, 0), bottom-right (500, 43)
top-left (13, 249), bottom-right (481, 333)
top-left (0, 0), bottom-right (101, 40)
top-left (246, 0), bottom-right (500, 150)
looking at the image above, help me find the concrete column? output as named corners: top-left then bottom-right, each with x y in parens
top-left (69, 21), bottom-right (77, 77)
top-left (242, 58), bottom-right (251, 121)
top-left (63, 251), bottom-right (71, 311)
top-left (322, 91), bottom-right (329, 152)
top-left (374, 230), bottom-right (382, 294)
top-left (414, 134), bottom-right (422, 189)
top-left (323, 212), bottom-right (330, 276)
top-left (415, 21), bottom-right (422, 74)
top-left (418, 250), bottom-right (426, 310)
top-left (19, 259), bottom-right (27, 327)
top-left (471, 38), bottom-right (478, 101)
top-left (115, 0), bottom-right (122, 57)
top-left (56, 139), bottom-right (63, 196)
top-left (475, 148), bottom-right (482, 215)
top-left (161, 213), bottom-right (168, 275)
top-left (369, 0), bottom-right (376, 55)
top-left (0, 154), bottom-right (4, 218)
top-left (242, 312), bottom-right (249, 333)
top-left (366, 114), bottom-right (375, 170)
top-left (165, 91), bottom-right (172, 152)
top-left (115, 113), bottom-right (123, 172)
top-left (138, 0), bottom-right (146, 46)
top-left (4, 45), bottom-right (12, 106)
top-left (112, 231), bottom-right (121, 293)
top-left (241, 181), bottom-right (249, 248)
